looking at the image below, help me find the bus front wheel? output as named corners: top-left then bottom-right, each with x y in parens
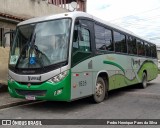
top-left (92, 77), bottom-right (106, 103)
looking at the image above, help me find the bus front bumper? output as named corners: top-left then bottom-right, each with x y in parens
top-left (8, 75), bottom-right (71, 101)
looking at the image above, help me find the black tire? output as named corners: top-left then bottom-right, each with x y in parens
top-left (92, 77), bottom-right (106, 103)
top-left (141, 73), bottom-right (147, 88)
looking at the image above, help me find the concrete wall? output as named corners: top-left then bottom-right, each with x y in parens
top-left (0, 47), bottom-right (9, 85)
top-left (0, 0), bottom-right (68, 19)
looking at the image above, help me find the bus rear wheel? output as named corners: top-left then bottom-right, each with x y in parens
top-left (141, 73), bottom-right (147, 88)
top-left (92, 77), bottom-right (106, 103)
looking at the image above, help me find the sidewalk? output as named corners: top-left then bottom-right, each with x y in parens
top-left (0, 84), bottom-right (34, 109)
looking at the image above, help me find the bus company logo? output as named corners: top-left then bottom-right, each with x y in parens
top-left (28, 76), bottom-right (41, 81)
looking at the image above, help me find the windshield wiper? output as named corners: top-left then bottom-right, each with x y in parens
top-left (28, 33), bottom-right (47, 70)
top-left (15, 33), bottom-right (45, 70)
top-left (15, 30), bottom-right (35, 68)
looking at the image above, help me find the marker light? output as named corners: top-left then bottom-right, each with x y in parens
top-left (54, 89), bottom-right (63, 96)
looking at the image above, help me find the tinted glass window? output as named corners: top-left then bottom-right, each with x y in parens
top-left (72, 19), bottom-right (93, 67)
top-left (73, 25), bottom-right (91, 52)
top-left (79, 27), bottom-right (91, 52)
top-left (137, 39), bottom-right (145, 56)
top-left (128, 36), bottom-right (137, 55)
top-left (145, 43), bottom-right (151, 57)
top-left (95, 24), bottom-right (113, 51)
top-left (114, 31), bottom-right (126, 53)
top-left (151, 45), bottom-right (157, 58)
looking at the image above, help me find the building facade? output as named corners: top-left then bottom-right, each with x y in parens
top-left (48, 0), bottom-right (87, 12)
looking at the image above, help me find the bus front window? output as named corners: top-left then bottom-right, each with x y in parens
top-left (9, 19), bottom-right (71, 69)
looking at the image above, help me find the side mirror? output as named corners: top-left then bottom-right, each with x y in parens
top-left (75, 20), bottom-right (80, 25)
top-left (2, 30), bottom-right (15, 48)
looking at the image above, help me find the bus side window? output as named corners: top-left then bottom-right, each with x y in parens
top-left (114, 31), bottom-right (126, 53)
top-left (137, 40), bottom-right (145, 56)
top-left (95, 24), bottom-right (113, 52)
top-left (73, 26), bottom-right (91, 53)
top-left (145, 42), bottom-right (151, 57)
top-left (128, 36), bottom-right (137, 55)
top-left (78, 27), bottom-right (90, 52)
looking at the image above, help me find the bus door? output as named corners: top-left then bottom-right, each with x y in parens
top-left (131, 39), bottom-right (146, 83)
top-left (71, 19), bottom-right (94, 100)
top-left (127, 37), bottom-right (141, 84)
top-left (131, 57), bottom-right (141, 83)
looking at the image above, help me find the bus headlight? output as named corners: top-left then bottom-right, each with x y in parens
top-left (48, 70), bottom-right (68, 83)
top-left (8, 75), bottom-right (15, 83)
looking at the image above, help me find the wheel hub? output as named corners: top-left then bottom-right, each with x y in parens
top-left (96, 82), bottom-right (104, 97)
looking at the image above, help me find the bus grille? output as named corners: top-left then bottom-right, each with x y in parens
top-left (17, 82), bottom-right (44, 85)
top-left (15, 89), bottom-right (47, 96)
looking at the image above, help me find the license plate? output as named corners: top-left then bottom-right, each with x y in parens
top-left (25, 95), bottom-right (36, 100)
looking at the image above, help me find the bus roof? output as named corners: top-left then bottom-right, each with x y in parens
top-left (18, 11), bottom-right (155, 45)
top-left (18, 11), bottom-right (93, 26)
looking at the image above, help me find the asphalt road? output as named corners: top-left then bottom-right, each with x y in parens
top-left (0, 75), bottom-right (160, 128)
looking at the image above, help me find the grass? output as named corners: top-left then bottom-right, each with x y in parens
top-left (159, 70), bottom-right (160, 74)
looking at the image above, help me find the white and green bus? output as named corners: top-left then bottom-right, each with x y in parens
top-left (7, 12), bottom-right (158, 103)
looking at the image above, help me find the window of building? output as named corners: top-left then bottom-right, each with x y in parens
top-left (137, 39), bottom-right (145, 56)
top-left (95, 24), bottom-right (113, 51)
top-left (114, 31), bottom-right (126, 53)
top-left (128, 36), bottom-right (137, 55)
top-left (0, 28), bottom-right (4, 47)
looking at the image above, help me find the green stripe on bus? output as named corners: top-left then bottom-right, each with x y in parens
top-left (103, 60), bottom-right (125, 74)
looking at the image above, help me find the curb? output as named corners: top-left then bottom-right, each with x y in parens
top-left (0, 100), bottom-right (37, 110)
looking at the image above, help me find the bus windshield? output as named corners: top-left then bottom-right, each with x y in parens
top-left (9, 18), bottom-right (71, 69)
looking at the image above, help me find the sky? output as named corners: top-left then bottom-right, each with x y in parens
top-left (87, 0), bottom-right (160, 46)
